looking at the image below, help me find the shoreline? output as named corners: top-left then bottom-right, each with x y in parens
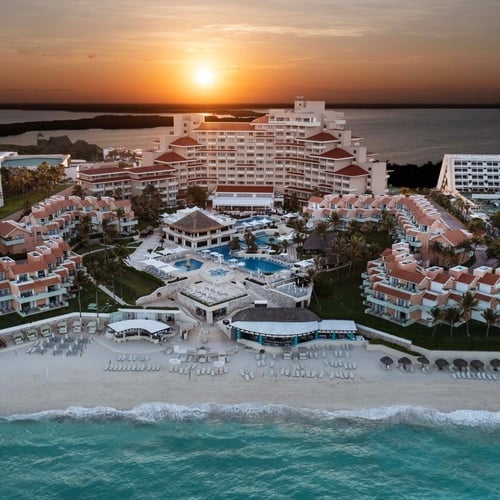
top-left (1, 336), bottom-right (500, 417)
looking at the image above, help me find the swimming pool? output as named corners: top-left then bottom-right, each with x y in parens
top-left (173, 258), bottom-right (203, 272)
top-left (209, 268), bottom-right (230, 277)
top-left (209, 245), bottom-right (288, 274)
top-left (243, 258), bottom-right (288, 273)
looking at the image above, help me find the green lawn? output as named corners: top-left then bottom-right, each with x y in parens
top-left (310, 266), bottom-right (500, 351)
top-left (83, 249), bottom-right (163, 304)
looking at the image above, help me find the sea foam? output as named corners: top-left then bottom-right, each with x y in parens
top-left (3, 403), bottom-right (500, 428)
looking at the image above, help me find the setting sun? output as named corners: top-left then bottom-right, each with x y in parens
top-left (194, 67), bottom-right (215, 87)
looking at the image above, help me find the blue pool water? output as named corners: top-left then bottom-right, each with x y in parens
top-left (209, 245), bottom-right (288, 274)
top-left (173, 258), bottom-right (203, 272)
top-left (209, 268), bottom-right (230, 277)
top-left (243, 257), bottom-right (287, 273)
top-left (1, 404), bottom-right (500, 499)
top-left (1, 156), bottom-right (65, 168)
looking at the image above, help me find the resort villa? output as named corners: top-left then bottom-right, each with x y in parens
top-left (78, 98), bottom-right (388, 208)
top-left (0, 193), bottom-right (136, 319)
top-left (0, 195), bottom-right (137, 255)
top-left (362, 241), bottom-right (499, 327)
top-left (305, 193), bottom-right (473, 262)
top-left (0, 238), bottom-right (83, 317)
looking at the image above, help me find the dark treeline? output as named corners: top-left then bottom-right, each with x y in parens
top-left (0, 115), bottom-right (175, 137)
top-left (387, 161), bottom-right (441, 188)
top-left (1, 103), bottom-right (500, 113)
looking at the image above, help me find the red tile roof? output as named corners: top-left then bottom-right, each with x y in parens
top-left (317, 148), bottom-right (354, 160)
top-left (334, 165), bottom-right (369, 177)
top-left (170, 137), bottom-right (200, 147)
top-left (374, 283), bottom-right (414, 300)
top-left (308, 196), bottom-right (324, 204)
top-left (478, 273), bottom-right (500, 286)
top-left (154, 152), bottom-right (188, 163)
top-left (390, 269), bottom-right (425, 284)
top-left (301, 133), bottom-right (339, 142)
top-left (79, 166), bottom-right (124, 176)
top-left (455, 273), bottom-right (476, 284)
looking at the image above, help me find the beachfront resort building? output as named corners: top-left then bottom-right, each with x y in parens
top-left (0, 195), bottom-right (137, 255)
top-left (227, 307), bottom-right (358, 347)
top-left (305, 193), bottom-right (473, 262)
top-left (78, 98), bottom-right (387, 208)
top-left (361, 241), bottom-right (499, 327)
top-left (0, 238), bottom-right (83, 317)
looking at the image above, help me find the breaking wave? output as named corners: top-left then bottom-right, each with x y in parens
top-left (3, 403), bottom-right (500, 428)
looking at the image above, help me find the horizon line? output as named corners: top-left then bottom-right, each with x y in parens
top-left (1, 102), bottom-right (500, 111)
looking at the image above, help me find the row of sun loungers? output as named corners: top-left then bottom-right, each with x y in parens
top-left (105, 364), bottom-right (160, 372)
top-left (116, 354), bottom-right (150, 362)
top-left (267, 368), bottom-right (355, 379)
top-left (169, 365), bottom-right (229, 375)
top-left (452, 371), bottom-right (497, 381)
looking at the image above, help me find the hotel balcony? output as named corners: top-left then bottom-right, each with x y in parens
top-left (18, 300), bottom-right (69, 317)
top-left (16, 287), bottom-right (67, 304)
top-left (0, 238), bottom-right (25, 246)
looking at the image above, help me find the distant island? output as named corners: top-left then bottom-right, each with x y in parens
top-left (0, 112), bottom-right (265, 138)
top-left (0, 115), bottom-right (177, 137)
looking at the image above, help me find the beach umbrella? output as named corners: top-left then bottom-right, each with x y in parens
top-left (380, 356), bottom-right (393, 368)
top-left (453, 358), bottom-right (468, 370)
top-left (490, 359), bottom-right (500, 371)
top-left (470, 360), bottom-right (485, 371)
top-left (398, 356), bottom-right (412, 367)
top-left (417, 356), bottom-right (430, 366)
top-left (435, 358), bottom-right (449, 370)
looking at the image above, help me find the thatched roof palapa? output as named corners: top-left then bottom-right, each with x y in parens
top-left (169, 209), bottom-right (224, 234)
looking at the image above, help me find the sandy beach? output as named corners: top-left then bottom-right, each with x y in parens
top-left (2, 328), bottom-right (500, 417)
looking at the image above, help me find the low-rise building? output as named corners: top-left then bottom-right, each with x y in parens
top-left (362, 242), bottom-right (499, 327)
top-left (0, 238), bottom-right (83, 317)
top-left (162, 207), bottom-right (236, 249)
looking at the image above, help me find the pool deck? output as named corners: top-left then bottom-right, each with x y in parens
top-left (128, 226), bottom-right (309, 317)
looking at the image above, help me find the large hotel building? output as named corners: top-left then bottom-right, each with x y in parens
top-left (79, 98), bottom-right (388, 208)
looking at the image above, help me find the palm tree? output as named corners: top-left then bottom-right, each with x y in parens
top-left (87, 259), bottom-right (106, 326)
top-left (430, 240), bottom-right (443, 265)
top-left (73, 270), bottom-right (91, 321)
top-left (429, 306), bottom-right (443, 337)
top-left (444, 306), bottom-right (461, 337)
top-left (113, 244), bottom-right (130, 300)
top-left (481, 308), bottom-right (500, 337)
top-left (105, 257), bottom-right (121, 302)
top-left (459, 290), bottom-right (478, 337)
top-left (345, 234), bottom-right (366, 275)
top-left (327, 211), bottom-right (341, 233)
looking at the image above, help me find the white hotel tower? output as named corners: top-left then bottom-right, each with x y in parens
top-left (437, 154), bottom-right (500, 195)
top-left (83, 98), bottom-right (388, 208)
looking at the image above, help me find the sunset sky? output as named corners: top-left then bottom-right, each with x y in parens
top-left (1, 0), bottom-right (500, 104)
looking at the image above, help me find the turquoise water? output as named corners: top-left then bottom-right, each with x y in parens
top-left (1, 404), bottom-right (500, 499)
top-left (173, 258), bottom-right (203, 272)
top-left (1, 156), bottom-right (65, 167)
top-left (243, 257), bottom-right (287, 273)
top-left (209, 245), bottom-right (288, 274)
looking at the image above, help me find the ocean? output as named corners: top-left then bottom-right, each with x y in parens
top-left (1, 108), bottom-right (500, 164)
top-left (1, 404), bottom-right (500, 499)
